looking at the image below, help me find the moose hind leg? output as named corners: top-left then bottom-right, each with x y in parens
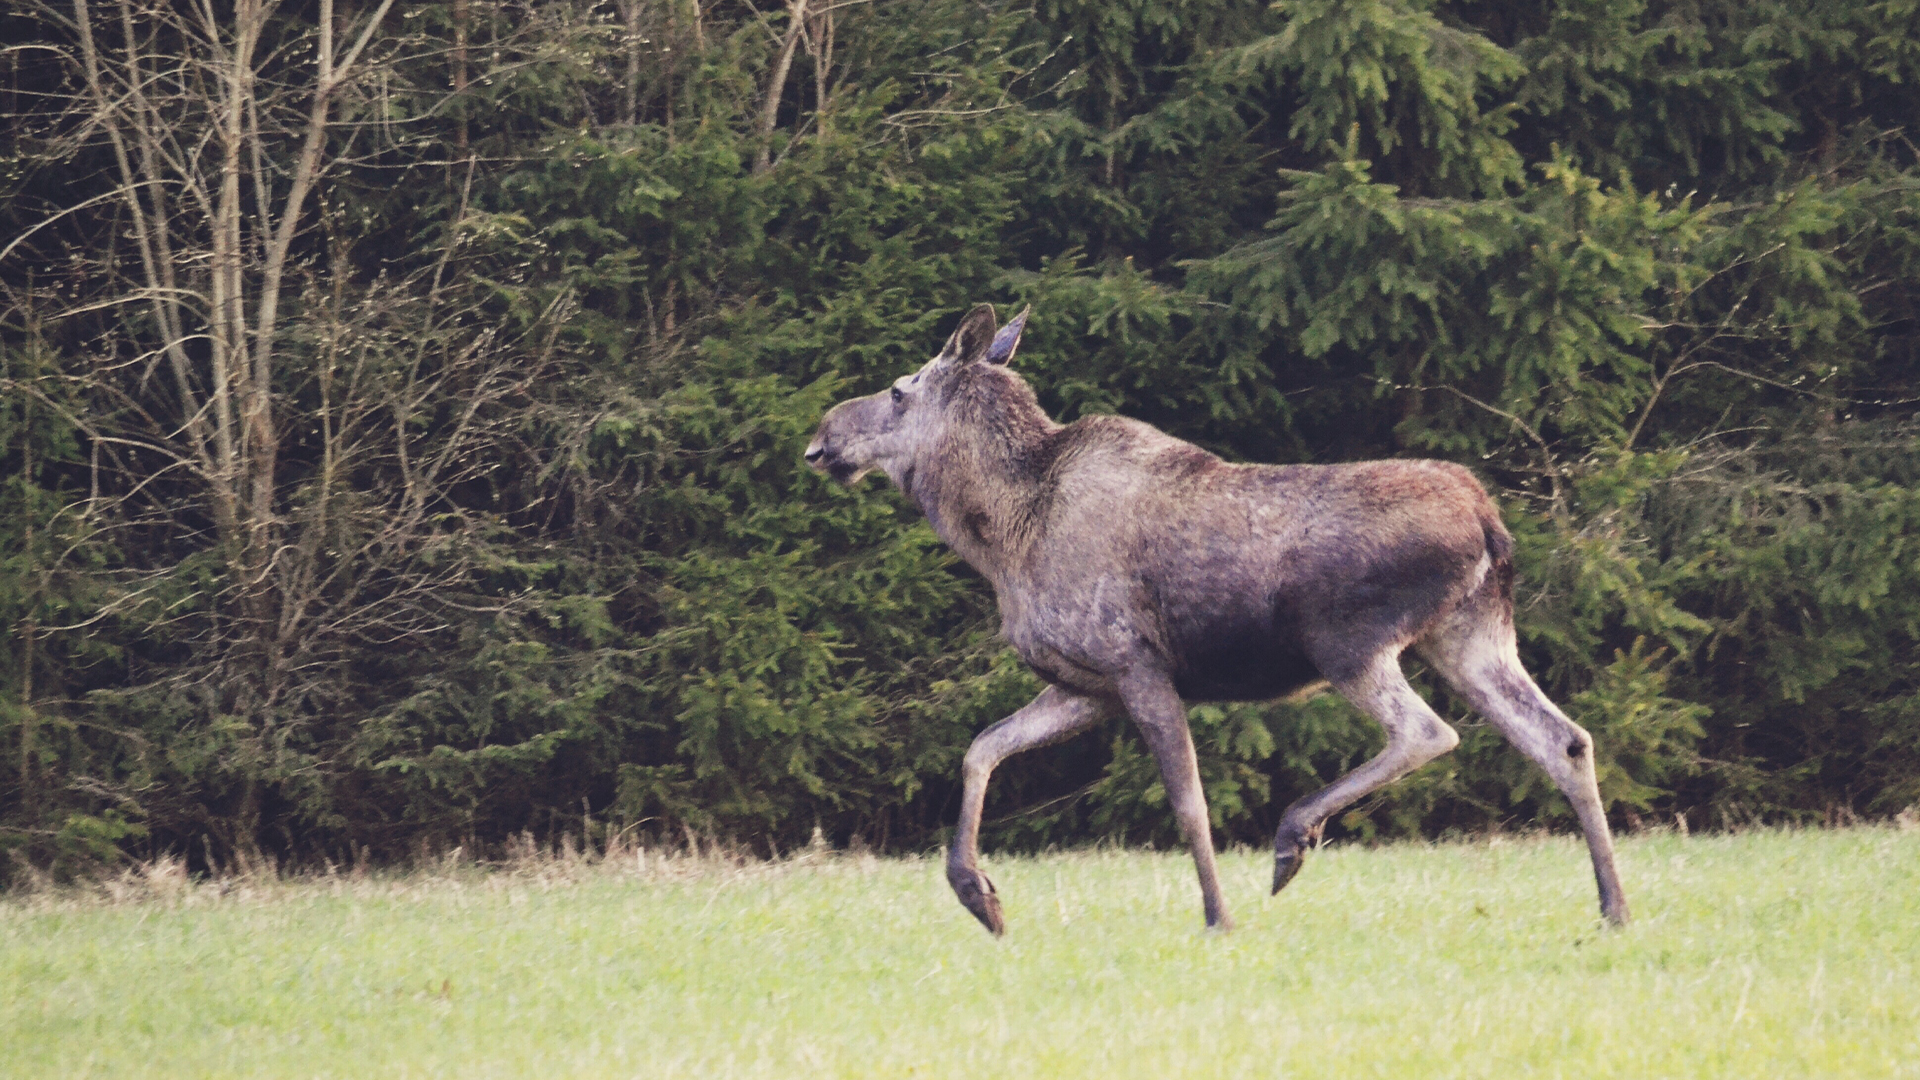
top-left (1271, 652), bottom-right (1460, 896)
top-left (1419, 629), bottom-right (1630, 925)
top-left (949, 686), bottom-right (1112, 936)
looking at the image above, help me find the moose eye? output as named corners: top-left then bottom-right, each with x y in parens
top-left (890, 386), bottom-right (905, 404)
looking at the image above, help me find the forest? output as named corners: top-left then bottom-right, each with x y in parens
top-left (2, 0), bottom-right (1918, 881)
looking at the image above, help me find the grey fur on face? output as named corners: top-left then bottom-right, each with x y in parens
top-left (807, 304), bottom-right (1630, 935)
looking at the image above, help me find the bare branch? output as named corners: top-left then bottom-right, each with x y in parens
top-left (752, 0), bottom-right (807, 175)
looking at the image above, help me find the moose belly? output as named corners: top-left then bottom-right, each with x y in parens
top-left (1159, 584), bottom-right (1323, 703)
top-left (1171, 633), bottom-right (1322, 702)
top-left (1014, 606), bottom-right (1323, 702)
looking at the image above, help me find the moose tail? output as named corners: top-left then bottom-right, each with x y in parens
top-left (1478, 500), bottom-right (1515, 607)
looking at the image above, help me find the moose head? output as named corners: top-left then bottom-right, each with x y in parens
top-left (803, 304), bottom-right (1030, 487)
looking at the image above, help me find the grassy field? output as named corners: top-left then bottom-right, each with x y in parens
top-left (3, 828), bottom-right (1918, 1078)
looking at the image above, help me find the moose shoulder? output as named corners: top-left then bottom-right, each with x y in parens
top-left (806, 303), bottom-right (1629, 935)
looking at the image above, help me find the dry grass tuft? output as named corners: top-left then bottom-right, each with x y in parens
top-left (5, 825), bottom-right (901, 913)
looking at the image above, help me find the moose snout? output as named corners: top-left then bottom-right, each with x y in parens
top-left (804, 434), bottom-right (867, 484)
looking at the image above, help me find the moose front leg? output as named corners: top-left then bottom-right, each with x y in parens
top-left (949, 686), bottom-right (1113, 935)
top-left (1116, 669), bottom-right (1233, 931)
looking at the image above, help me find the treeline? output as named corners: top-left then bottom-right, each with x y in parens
top-left (2, 0), bottom-right (1917, 880)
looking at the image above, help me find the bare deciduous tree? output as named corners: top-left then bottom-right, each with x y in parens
top-left (2, 0), bottom-right (580, 852)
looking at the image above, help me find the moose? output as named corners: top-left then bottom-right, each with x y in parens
top-left (805, 304), bottom-right (1630, 934)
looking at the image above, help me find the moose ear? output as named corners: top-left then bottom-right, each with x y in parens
top-left (941, 303), bottom-right (999, 364)
top-left (985, 305), bottom-right (1030, 365)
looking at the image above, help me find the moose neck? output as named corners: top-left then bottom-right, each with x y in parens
top-left (900, 368), bottom-right (1058, 583)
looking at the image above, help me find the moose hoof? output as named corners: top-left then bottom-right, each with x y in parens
top-left (1602, 898), bottom-right (1632, 928)
top-left (948, 865), bottom-right (1006, 936)
top-left (1271, 849), bottom-right (1306, 895)
top-left (1272, 821), bottom-right (1321, 896)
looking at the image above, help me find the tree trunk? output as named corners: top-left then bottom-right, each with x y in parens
top-left (753, 0), bottom-right (808, 175)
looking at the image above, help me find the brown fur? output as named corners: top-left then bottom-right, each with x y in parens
top-left (806, 305), bottom-right (1629, 934)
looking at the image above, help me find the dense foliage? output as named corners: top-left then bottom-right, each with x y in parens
top-left (3, 0), bottom-right (1918, 879)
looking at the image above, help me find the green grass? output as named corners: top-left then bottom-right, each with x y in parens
top-left (4, 829), bottom-right (1918, 1078)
